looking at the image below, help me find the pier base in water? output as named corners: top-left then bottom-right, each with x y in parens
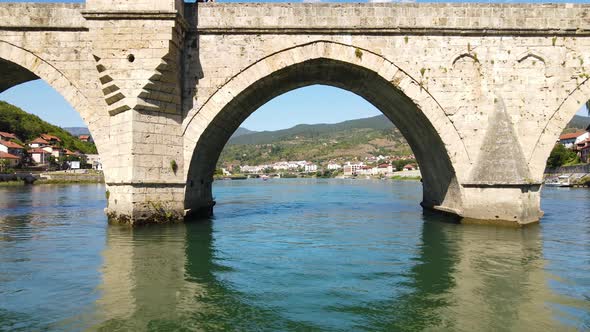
top-left (105, 183), bottom-right (186, 226)
top-left (457, 184), bottom-right (543, 226)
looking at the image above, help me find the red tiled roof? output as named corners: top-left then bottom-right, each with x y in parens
top-left (0, 131), bottom-right (16, 139)
top-left (0, 140), bottom-right (23, 149)
top-left (79, 135), bottom-right (90, 139)
top-left (29, 148), bottom-right (49, 154)
top-left (559, 131), bottom-right (586, 140)
top-left (41, 134), bottom-right (61, 142)
top-left (30, 137), bottom-right (49, 144)
top-left (378, 164), bottom-right (390, 168)
top-left (0, 151), bottom-right (20, 159)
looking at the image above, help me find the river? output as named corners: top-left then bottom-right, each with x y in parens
top-left (0, 179), bottom-right (589, 331)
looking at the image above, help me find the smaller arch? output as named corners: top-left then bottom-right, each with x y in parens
top-left (516, 52), bottom-right (546, 65)
top-left (451, 53), bottom-right (480, 67)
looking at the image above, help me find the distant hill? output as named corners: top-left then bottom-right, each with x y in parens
top-left (564, 114), bottom-right (590, 132)
top-left (219, 115), bottom-right (409, 167)
top-left (219, 113), bottom-right (590, 168)
top-left (64, 127), bottom-right (90, 137)
top-left (0, 101), bottom-right (97, 154)
top-left (231, 127), bottom-right (257, 138)
top-left (228, 115), bottom-right (393, 145)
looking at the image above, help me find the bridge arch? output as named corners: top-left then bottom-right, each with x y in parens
top-left (0, 40), bottom-right (108, 167)
top-left (529, 77), bottom-right (590, 178)
top-left (183, 41), bottom-right (468, 217)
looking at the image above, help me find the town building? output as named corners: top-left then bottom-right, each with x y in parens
top-left (374, 163), bottom-right (393, 175)
top-left (0, 151), bottom-right (20, 168)
top-left (79, 135), bottom-right (93, 143)
top-left (304, 163), bottom-right (317, 173)
top-left (85, 154), bottom-right (102, 170)
top-left (403, 163), bottom-right (418, 171)
top-left (29, 148), bottom-right (50, 165)
top-left (29, 137), bottom-right (50, 148)
top-left (0, 140), bottom-right (24, 157)
top-left (40, 134), bottom-right (61, 144)
top-left (343, 162), bottom-right (365, 176)
top-left (0, 131), bottom-right (17, 141)
top-left (327, 163), bottom-right (341, 170)
top-left (43, 146), bottom-right (63, 159)
top-left (558, 131), bottom-right (586, 149)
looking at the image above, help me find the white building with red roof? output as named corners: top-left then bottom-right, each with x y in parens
top-left (0, 151), bottom-right (20, 168)
top-left (29, 137), bottom-right (50, 148)
top-left (29, 148), bottom-right (51, 165)
top-left (558, 131), bottom-right (586, 149)
top-left (40, 134), bottom-right (61, 143)
top-left (0, 131), bottom-right (17, 140)
top-left (0, 140), bottom-right (24, 157)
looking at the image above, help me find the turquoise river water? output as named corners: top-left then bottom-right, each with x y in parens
top-left (0, 179), bottom-right (589, 331)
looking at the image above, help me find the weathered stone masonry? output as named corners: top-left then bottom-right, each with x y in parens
top-left (1, 1), bottom-right (590, 225)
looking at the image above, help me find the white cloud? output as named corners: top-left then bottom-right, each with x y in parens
top-left (303, 0), bottom-right (322, 3)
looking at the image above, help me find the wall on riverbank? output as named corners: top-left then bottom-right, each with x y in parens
top-left (41, 172), bottom-right (104, 183)
top-left (545, 164), bottom-right (590, 175)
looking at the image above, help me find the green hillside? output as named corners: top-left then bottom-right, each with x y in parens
top-left (228, 115), bottom-right (393, 145)
top-left (219, 115), bottom-right (410, 167)
top-left (219, 114), bottom-right (590, 168)
top-left (0, 101), bottom-right (97, 154)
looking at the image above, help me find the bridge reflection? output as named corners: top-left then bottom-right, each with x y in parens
top-left (92, 215), bottom-right (570, 330)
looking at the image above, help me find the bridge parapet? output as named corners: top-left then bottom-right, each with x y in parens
top-left (0, 3), bottom-right (85, 30)
top-left (195, 3), bottom-right (590, 35)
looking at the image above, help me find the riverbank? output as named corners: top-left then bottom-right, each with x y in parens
top-left (0, 170), bottom-right (104, 186)
top-left (544, 164), bottom-right (590, 187)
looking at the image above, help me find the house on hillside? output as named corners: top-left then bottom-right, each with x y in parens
top-left (43, 146), bottom-right (63, 159)
top-left (403, 164), bottom-right (418, 171)
top-left (558, 131), bottom-right (586, 149)
top-left (29, 137), bottom-right (50, 148)
top-left (0, 151), bottom-right (20, 168)
top-left (40, 134), bottom-right (61, 144)
top-left (0, 131), bottom-right (17, 141)
top-left (575, 124), bottom-right (590, 163)
top-left (29, 148), bottom-right (51, 165)
top-left (0, 140), bottom-right (24, 157)
top-left (78, 135), bottom-right (93, 143)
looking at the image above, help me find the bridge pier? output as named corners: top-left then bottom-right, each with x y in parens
top-left (105, 183), bottom-right (186, 225)
top-left (458, 184), bottom-right (543, 225)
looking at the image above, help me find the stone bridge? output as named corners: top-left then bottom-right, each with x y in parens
top-left (1, 0), bottom-right (589, 225)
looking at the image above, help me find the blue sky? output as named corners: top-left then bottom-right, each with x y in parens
top-left (0, 0), bottom-right (588, 129)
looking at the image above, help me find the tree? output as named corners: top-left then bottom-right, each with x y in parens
top-left (547, 144), bottom-right (580, 168)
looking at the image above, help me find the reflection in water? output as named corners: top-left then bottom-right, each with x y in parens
top-left (0, 181), bottom-right (589, 330)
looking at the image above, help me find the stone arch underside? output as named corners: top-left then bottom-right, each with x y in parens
top-left (184, 53), bottom-right (466, 217)
top-left (0, 40), bottom-right (109, 158)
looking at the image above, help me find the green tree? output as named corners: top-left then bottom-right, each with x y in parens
top-left (547, 144), bottom-right (580, 168)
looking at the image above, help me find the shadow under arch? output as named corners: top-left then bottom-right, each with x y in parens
top-left (0, 40), bottom-right (107, 158)
top-left (184, 57), bottom-right (463, 217)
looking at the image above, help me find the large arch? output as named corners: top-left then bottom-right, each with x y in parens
top-left (183, 41), bottom-right (469, 217)
top-left (0, 40), bottom-right (108, 164)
